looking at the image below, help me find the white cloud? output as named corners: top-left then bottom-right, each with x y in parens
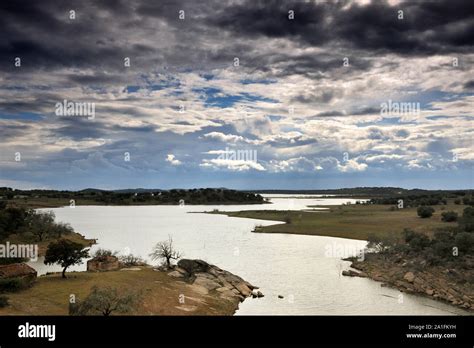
top-left (337, 159), bottom-right (368, 173)
top-left (166, 154), bottom-right (182, 166)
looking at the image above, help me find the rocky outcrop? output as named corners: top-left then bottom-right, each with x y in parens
top-left (167, 259), bottom-right (261, 307)
top-left (342, 253), bottom-right (474, 312)
top-left (87, 255), bottom-right (120, 272)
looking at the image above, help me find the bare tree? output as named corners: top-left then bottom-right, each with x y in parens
top-left (149, 235), bottom-right (182, 268)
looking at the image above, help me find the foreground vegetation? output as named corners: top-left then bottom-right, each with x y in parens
top-left (0, 267), bottom-right (237, 315)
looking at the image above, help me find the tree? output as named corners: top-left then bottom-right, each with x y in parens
top-left (70, 286), bottom-right (140, 316)
top-left (417, 206), bottom-right (434, 218)
top-left (149, 236), bottom-right (182, 268)
top-left (441, 211), bottom-right (458, 222)
top-left (27, 211), bottom-right (55, 241)
top-left (44, 239), bottom-right (89, 278)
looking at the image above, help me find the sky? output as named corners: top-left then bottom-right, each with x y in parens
top-left (0, 0), bottom-right (473, 190)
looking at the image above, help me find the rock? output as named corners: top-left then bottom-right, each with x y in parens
top-left (87, 255), bottom-right (119, 272)
top-left (425, 289), bottom-right (434, 296)
top-left (403, 272), bottom-right (415, 283)
top-left (256, 291), bottom-right (264, 298)
top-left (172, 259), bottom-right (259, 303)
top-left (193, 276), bottom-right (221, 291)
top-left (342, 270), bottom-right (361, 277)
top-left (174, 267), bottom-right (188, 275)
top-left (177, 259), bottom-right (210, 274)
top-left (168, 270), bottom-right (184, 278)
top-left (234, 282), bottom-right (252, 297)
top-left (278, 295), bottom-right (284, 299)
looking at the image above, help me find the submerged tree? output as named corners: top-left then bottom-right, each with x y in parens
top-left (149, 236), bottom-right (182, 268)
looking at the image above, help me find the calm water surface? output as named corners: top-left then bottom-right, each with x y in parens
top-left (30, 195), bottom-right (466, 315)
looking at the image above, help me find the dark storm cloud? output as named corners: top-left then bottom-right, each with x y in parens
top-left (0, 124), bottom-right (31, 140)
top-left (0, 0), bottom-right (471, 83)
top-left (210, 0), bottom-right (474, 56)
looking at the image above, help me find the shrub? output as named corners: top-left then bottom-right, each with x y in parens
top-left (119, 254), bottom-right (144, 267)
top-left (284, 216), bottom-right (292, 224)
top-left (454, 199), bottom-right (461, 205)
top-left (417, 206), bottom-right (434, 218)
top-left (0, 278), bottom-right (24, 293)
top-left (404, 229), bottom-right (430, 251)
top-left (441, 211), bottom-right (458, 222)
top-left (0, 295), bottom-right (9, 308)
top-left (455, 232), bottom-right (474, 253)
top-left (70, 286), bottom-right (141, 316)
top-left (460, 207), bottom-right (474, 232)
top-left (93, 249), bottom-right (117, 261)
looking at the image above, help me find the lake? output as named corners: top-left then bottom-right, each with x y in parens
top-left (30, 195), bottom-right (466, 315)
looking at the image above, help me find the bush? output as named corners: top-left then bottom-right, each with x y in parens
top-left (441, 211), bottom-right (458, 222)
top-left (0, 278), bottom-right (24, 293)
top-left (119, 254), bottom-right (144, 267)
top-left (417, 206), bottom-right (435, 218)
top-left (460, 207), bottom-right (474, 232)
top-left (454, 199), bottom-right (461, 205)
top-left (93, 249), bottom-right (117, 261)
top-left (0, 295), bottom-right (9, 308)
top-left (455, 232), bottom-right (474, 253)
top-left (70, 286), bottom-right (141, 316)
top-left (404, 229), bottom-right (430, 251)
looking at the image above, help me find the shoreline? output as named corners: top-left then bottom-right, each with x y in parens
top-left (343, 253), bottom-right (473, 313)
top-left (0, 259), bottom-right (257, 316)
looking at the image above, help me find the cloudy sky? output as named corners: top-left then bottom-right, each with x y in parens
top-left (0, 0), bottom-right (473, 190)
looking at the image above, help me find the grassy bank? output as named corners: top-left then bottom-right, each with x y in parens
top-left (0, 267), bottom-right (237, 315)
top-left (211, 203), bottom-right (467, 240)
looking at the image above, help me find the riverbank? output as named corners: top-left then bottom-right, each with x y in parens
top-left (343, 253), bottom-right (474, 313)
top-left (209, 203), bottom-right (466, 240)
top-left (0, 259), bottom-right (257, 315)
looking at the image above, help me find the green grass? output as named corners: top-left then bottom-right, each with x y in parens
top-left (213, 203), bottom-right (466, 241)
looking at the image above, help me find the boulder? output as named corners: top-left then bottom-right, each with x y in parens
top-left (177, 259), bottom-right (210, 274)
top-left (403, 272), bottom-right (415, 283)
top-left (342, 270), bottom-right (361, 277)
top-left (168, 270), bottom-right (184, 278)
